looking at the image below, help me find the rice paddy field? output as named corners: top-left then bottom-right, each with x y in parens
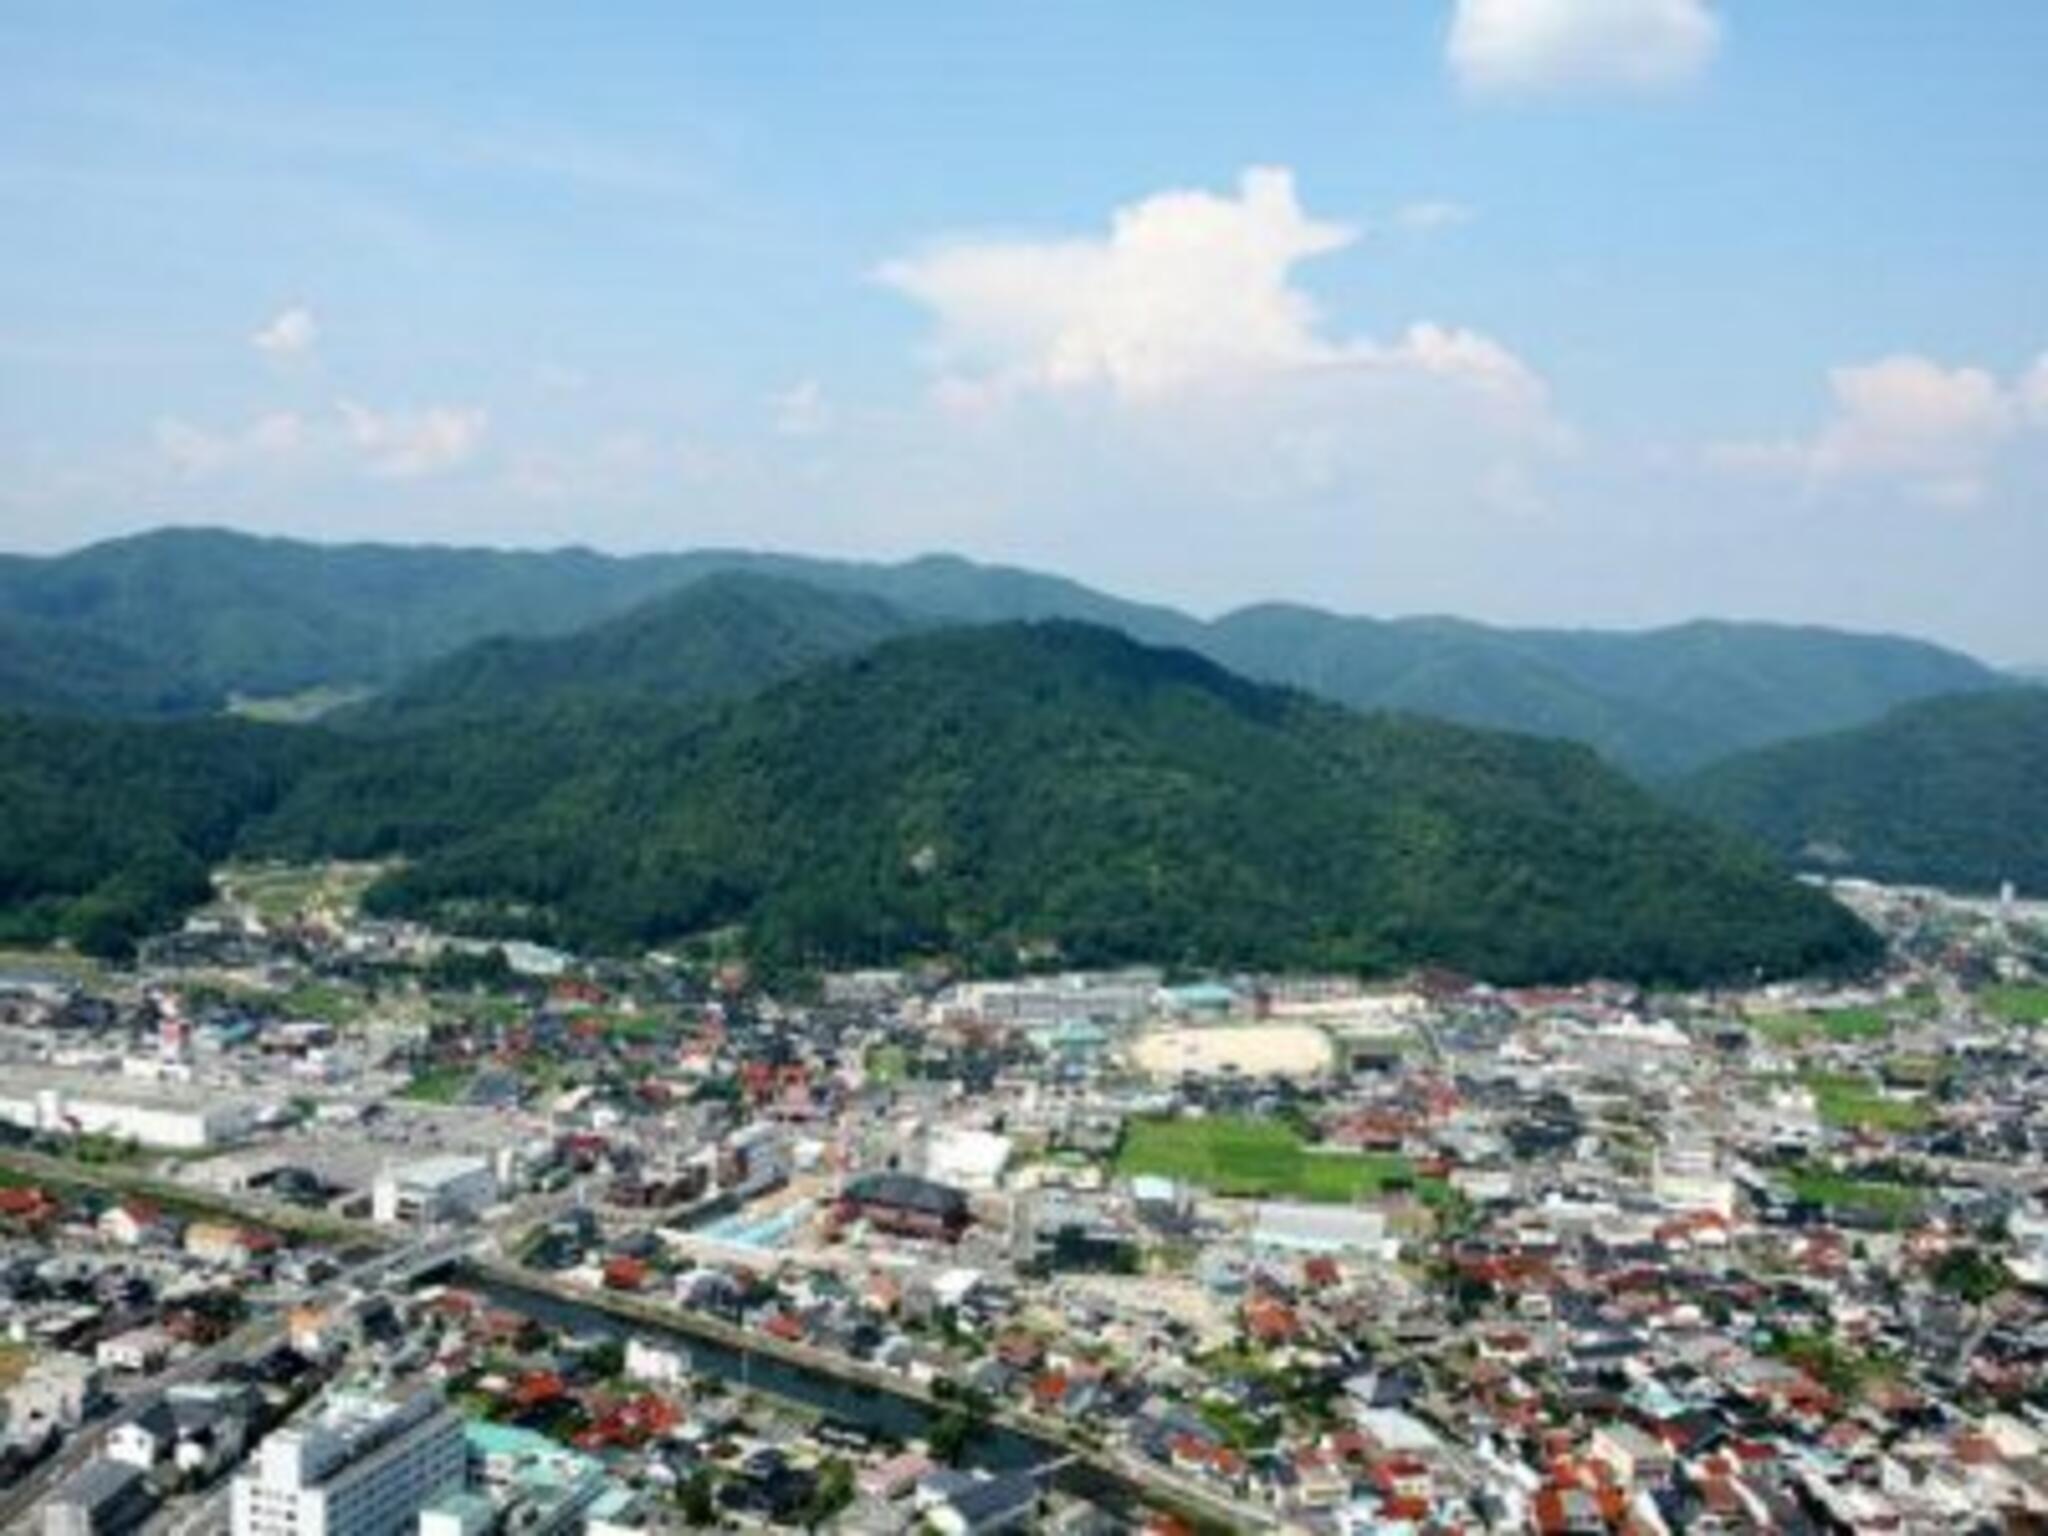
top-left (1981, 984), bottom-right (2048, 1026)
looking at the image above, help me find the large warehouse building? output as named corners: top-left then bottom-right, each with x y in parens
top-left (0, 1067), bottom-right (265, 1151)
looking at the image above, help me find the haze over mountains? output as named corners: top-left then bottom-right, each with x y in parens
top-left (0, 527), bottom-right (2009, 777)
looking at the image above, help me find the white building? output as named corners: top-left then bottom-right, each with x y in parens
top-left (231, 1387), bottom-right (465, 1536)
top-left (371, 1155), bottom-right (497, 1226)
top-left (1250, 1201), bottom-right (1391, 1258)
top-left (0, 1068), bottom-right (262, 1151)
top-left (923, 1128), bottom-right (1011, 1193)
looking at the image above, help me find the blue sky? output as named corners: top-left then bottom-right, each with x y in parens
top-left (2, 2), bottom-right (2045, 657)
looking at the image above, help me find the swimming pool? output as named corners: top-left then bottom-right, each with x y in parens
top-left (698, 1199), bottom-right (815, 1250)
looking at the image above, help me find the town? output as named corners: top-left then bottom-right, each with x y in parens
top-left (0, 866), bottom-right (2042, 1535)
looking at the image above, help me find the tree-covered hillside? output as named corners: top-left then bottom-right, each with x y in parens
top-left (1, 622), bottom-right (1880, 980)
top-left (341, 571), bottom-right (921, 732)
top-left (332, 623), bottom-right (1878, 984)
top-left (1676, 688), bottom-right (2048, 895)
top-left (0, 713), bottom-right (327, 954)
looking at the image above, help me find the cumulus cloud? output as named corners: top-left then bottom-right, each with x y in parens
top-left (1447, 0), bottom-right (1721, 96)
top-left (878, 165), bottom-right (1551, 433)
top-left (251, 305), bottom-right (319, 358)
top-left (337, 400), bottom-right (488, 479)
top-left (1715, 351), bottom-right (2048, 506)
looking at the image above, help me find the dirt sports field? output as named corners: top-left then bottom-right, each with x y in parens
top-left (1130, 1022), bottom-right (1333, 1079)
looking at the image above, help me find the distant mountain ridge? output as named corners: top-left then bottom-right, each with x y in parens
top-left (0, 526), bottom-right (2005, 775)
top-left (1676, 688), bottom-right (2048, 895)
top-left (340, 571), bottom-right (920, 732)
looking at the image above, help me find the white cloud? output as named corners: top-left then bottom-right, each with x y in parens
top-left (337, 400), bottom-right (488, 479)
top-left (154, 411), bottom-right (305, 476)
top-left (156, 400), bottom-right (486, 481)
top-left (251, 305), bottom-right (319, 358)
top-left (770, 378), bottom-right (833, 437)
top-left (1447, 0), bottom-right (1721, 96)
top-left (1715, 352), bottom-right (2047, 506)
top-left (878, 165), bottom-right (1551, 434)
top-left (1393, 199), bottom-right (1476, 233)
top-left (2020, 352), bottom-right (2048, 427)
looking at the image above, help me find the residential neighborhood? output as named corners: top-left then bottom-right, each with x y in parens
top-left (0, 869), bottom-right (2044, 1532)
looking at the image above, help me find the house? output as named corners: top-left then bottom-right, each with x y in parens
top-left (915, 1470), bottom-right (1039, 1536)
top-left (0, 1184), bottom-right (60, 1227)
top-left (105, 1385), bottom-right (251, 1479)
top-left (1589, 1421), bottom-right (1675, 1487)
top-left (859, 1451), bottom-right (934, 1501)
top-left (41, 1456), bottom-right (155, 1536)
top-left (98, 1200), bottom-right (173, 1249)
top-left (183, 1222), bottom-right (279, 1271)
top-left (95, 1326), bottom-right (173, 1374)
top-left (9, 1356), bottom-right (105, 1433)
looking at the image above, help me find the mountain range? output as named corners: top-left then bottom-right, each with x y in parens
top-left (2, 524), bottom-right (2037, 974)
top-left (0, 527), bottom-right (2005, 778)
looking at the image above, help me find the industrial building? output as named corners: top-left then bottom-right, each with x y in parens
top-left (0, 1067), bottom-right (263, 1151)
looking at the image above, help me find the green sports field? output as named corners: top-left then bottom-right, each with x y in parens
top-left (1116, 1115), bottom-right (1420, 1203)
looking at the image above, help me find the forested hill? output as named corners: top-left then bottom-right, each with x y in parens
top-left (1, 623), bottom-right (1878, 982)
top-left (0, 713), bottom-right (327, 954)
top-left (0, 528), bottom-right (2001, 776)
top-left (339, 571), bottom-right (921, 732)
top-left (325, 623), bottom-right (1878, 984)
top-left (1676, 687), bottom-right (2048, 895)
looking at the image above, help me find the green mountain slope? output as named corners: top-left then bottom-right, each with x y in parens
top-left (342, 571), bottom-right (921, 732)
top-left (1676, 688), bottom-right (2048, 895)
top-left (0, 528), bottom-right (2000, 776)
top-left (0, 713), bottom-right (327, 954)
top-left (313, 623), bottom-right (1878, 985)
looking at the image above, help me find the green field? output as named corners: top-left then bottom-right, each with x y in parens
top-left (1116, 1115), bottom-right (1422, 1203)
top-left (402, 1066), bottom-right (473, 1104)
top-left (1980, 985), bottom-right (2048, 1026)
top-left (1752, 1007), bottom-right (1892, 1046)
top-left (864, 1044), bottom-right (910, 1084)
top-left (1783, 1166), bottom-right (1925, 1225)
top-left (1800, 1072), bottom-right (1932, 1132)
top-left (226, 684), bottom-right (373, 723)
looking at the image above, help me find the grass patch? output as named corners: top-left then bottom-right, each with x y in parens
top-left (0, 1342), bottom-right (32, 1389)
top-left (277, 982), bottom-right (367, 1025)
top-left (1800, 1072), bottom-right (1931, 1132)
top-left (865, 1044), bottom-right (909, 1084)
top-left (1783, 1166), bottom-right (1925, 1225)
top-left (1980, 985), bottom-right (2048, 1027)
top-left (402, 1066), bottom-right (474, 1104)
top-left (1116, 1115), bottom-right (1425, 1204)
top-left (1753, 1007), bottom-right (1892, 1046)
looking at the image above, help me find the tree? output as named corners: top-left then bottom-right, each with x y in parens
top-left (802, 1458), bottom-right (854, 1530)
